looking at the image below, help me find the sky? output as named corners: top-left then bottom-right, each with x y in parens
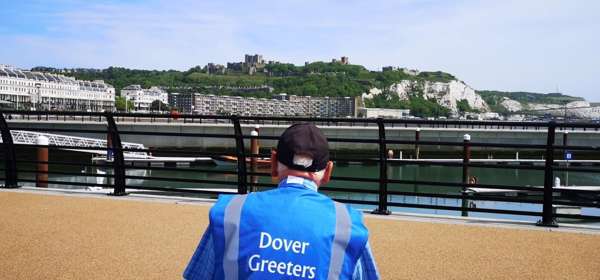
top-left (1, 0), bottom-right (599, 101)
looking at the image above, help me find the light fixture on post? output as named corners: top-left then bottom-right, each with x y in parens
top-left (34, 83), bottom-right (41, 111)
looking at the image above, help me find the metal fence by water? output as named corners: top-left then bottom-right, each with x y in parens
top-left (1, 110), bottom-right (599, 227)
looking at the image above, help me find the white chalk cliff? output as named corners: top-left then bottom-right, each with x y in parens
top-left (501, 100), bottom-right (600, 119)
top-left (499, 97), bottom-right (523, 112)
top-left (362, 80), bottom-right (489, 112)
top-left (537, 101), bottom-right (600, 119)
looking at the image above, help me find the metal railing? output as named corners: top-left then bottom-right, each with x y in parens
top-left (5, 111), bottom-right (600, 131)
top-left (1, 110), bottom-right (600, 227)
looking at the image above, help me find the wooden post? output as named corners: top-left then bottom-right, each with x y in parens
top-left (36, 135), bottom-right (49, 188)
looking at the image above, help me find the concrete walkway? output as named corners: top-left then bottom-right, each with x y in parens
top-left (1, 190), bottom-right (599, 279)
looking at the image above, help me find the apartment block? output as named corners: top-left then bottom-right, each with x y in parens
top-left (193, 93), bottom-right (356, 117)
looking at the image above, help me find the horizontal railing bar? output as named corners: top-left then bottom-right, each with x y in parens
top-left (330, 157), bottom-right (381, 163)
top-left (551, 200), bottom-right (600, 208)
top-left (553, 144), bottom-right (600, 152)
top-left (387, 179), bottom-right (544, 192)
top-left (554, 213), bottom-right (600, 220)
top-left (244, 154), bottom-right (272, 159)
top-left (18, 169), bottom-right (113, 178)
top-left (387, 202), bottom-right (543, 217)
top-left (326, 137), bottom-right (380, 144)
top-left (555, 122), bottom-right (600, 129)
top-left (388, 190), bottom-right (543, 204)
top-left (384, 139), bottom-right (548, 149)
top-left (247, 182), bottom-right (278, 188)
top-left (553, 166), bottom-right (600, 174)
top-left (117, 130), bottom-right (236, 138)
top-left (550, 187), bottom-right (600, 194)
top-left (17, 179), bottom-right (109, 188)
top-left (246, 171), bottom-right (272, 176)
top-left (388, 160), bottom-right (547, 171)
top-left (132, 150), bottom-right (230, 156)
top-left (320, 187), bottom-right (379, 194)
top-left (123, 165), bottom-right (239, 175)
top-left (15, 159), bottom-right (113, 168)
top-left (332, 198), bottom-right (379, 205)
top-left (329, 176), bottom-right (380, 183)
top-left (122, 185), bottom-right (232, 195)
top-left (124, 175), bottom-right (237, 186)
top-left (243, 135), bottom-right (280, 140)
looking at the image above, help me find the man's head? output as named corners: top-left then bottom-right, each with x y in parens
top-left (271, 123), bottom-right (333, 187)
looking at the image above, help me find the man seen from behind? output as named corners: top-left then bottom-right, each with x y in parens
top-left (184, 123), bottom-right (379, 280)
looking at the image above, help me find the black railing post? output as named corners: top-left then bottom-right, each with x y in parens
top-left (537, 121), bottom-right (558, 227)
top-left (232, 115), bottom-right (248, 194)
top-left (372, 118), bottom-right (390, 215)
top-left (106, 113), bottom-right (127, 196)
top-left (461, 134), bottom-right (471, 217)
top-left (0, 113), bottom-right (19, 188)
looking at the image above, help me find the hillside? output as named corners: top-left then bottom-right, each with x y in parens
top-left (32, 63), bottom-right (586, 118)
top-left (35, 64), bottom-right (458, 116)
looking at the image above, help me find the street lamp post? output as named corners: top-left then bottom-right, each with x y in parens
top-left (125, 95), bottom-right (129, 113)
top-left (35, 83), bottom-right (41, 111)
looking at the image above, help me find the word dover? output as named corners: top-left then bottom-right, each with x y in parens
top-left (247, 231), bottom-right (317, 279)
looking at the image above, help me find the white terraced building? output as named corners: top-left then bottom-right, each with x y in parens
top-left (121, 85), bottom-right (168, 112)
top-left (0, 64), bottom-right (115, 111)
top-left (193, 94), bottom-right (356, 117)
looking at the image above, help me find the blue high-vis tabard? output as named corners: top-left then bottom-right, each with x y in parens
top-left (209, 177), bottom-right (369, 280)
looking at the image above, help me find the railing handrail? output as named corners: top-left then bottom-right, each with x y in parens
top-left (3, 109), bottom-right (600, 129)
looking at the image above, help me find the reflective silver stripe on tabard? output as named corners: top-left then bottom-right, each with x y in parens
top-left (327, 202), bottom-right (352, 279)
top-left (223, 195), bottom-right (247, 280)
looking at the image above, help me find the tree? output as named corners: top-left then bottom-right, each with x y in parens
top-left (115, 96), bottom-right (134, 111)
top-left (150, 100), bottom-right (170, 111)
top-left (456, 99), bottom-right (472, 113)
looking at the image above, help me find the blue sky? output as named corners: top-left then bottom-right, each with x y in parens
top-left (1, 0), bottom-right (599, 101)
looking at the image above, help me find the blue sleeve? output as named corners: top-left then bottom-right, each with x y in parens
top-left (183, 226), bottom-right (215, 280)
top-left (352, 242), bottom-right (380, 280)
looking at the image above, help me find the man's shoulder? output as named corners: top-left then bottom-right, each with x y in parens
top-left (208, 193), bottom-right (244, 220)
top-left (210, 191), bottom-right (364, 222)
